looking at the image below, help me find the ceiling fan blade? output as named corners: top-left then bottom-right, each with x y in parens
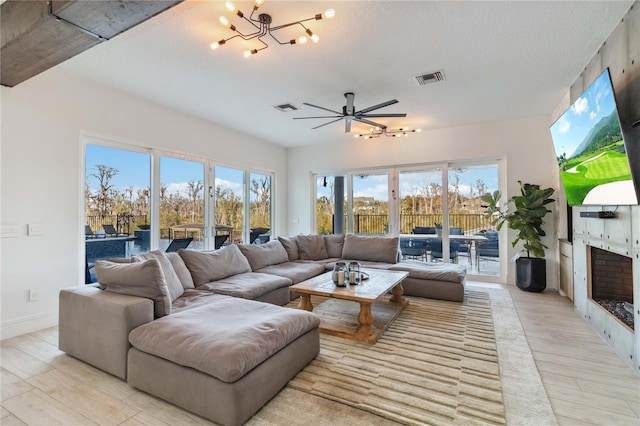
top-left (302, 102), bottom-right (342, 115)
top-left (354, 117), bottom-right (387, 129)
top-left (357, 99), bottom-right (399, 114)
top-left (293, 116), bottom-right (342, 120)
top-left (311, 117), bottom-right (345, 130)
top-left (359, 113), bottom-right (407, 118)
top-left (344, 92), bottom-right (355, 116)
top-left (345, 117), bottom-right (352, 133)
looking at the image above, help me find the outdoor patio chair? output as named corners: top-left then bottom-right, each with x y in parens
top-left (214, 234), bottom-right (228, 249)
top-left (85, 225), bottom-right (96, 239)
top-left (476, 234), bottom-right (499, 270)
top-left (450, 227), bottom-right (471, 262)
top-left (165, 238), bottom-right (193, 252)
top-left (400, 238), bottom-right (427, 261)
top-left (413, 226), bottom-right (436, 234)
top-left (102, 224), bottom-right (125, 236)
top-left (428, 239), bottom-right (460, 263)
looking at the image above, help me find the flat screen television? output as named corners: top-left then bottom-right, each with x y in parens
top-left (549, 68), bottom-right (638, 205)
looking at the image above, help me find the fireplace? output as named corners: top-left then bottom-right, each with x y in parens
top-left (588, 246), bottom-right (634, 330)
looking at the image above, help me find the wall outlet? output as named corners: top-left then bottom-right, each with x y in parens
top-left (29, 289), bottom-right (39, 302)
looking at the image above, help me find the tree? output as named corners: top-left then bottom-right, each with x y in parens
top-left (186, 180), bottom-right (204, 222)
top-left (90, 165), bottom-right (118, 217)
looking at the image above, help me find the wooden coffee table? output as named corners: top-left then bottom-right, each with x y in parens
top-left (290, 269), bottom-right (409, 343)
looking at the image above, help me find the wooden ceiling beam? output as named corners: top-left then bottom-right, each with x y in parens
top-left (1, 0), bottom-right (183, 87)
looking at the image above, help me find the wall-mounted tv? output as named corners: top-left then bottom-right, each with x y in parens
top-left (550, 68), bottom-right (638, 205)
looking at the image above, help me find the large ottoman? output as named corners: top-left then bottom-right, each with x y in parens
top-left (389, 261), bottom-right (467, 302)
top-left (127, 295), bottom-right (320, 426)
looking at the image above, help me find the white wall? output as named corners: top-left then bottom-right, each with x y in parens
top-left (286, 115), bottom-right (560, 287)
top-left (0, 70), bottom-right (288, 338)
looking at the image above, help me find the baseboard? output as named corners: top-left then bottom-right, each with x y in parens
top-left (1, 310), bottom-right (58, 340)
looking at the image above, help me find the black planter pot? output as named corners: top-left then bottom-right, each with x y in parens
top-left (515, 257), bottom-right (546, 292)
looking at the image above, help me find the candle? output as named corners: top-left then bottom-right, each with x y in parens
top-left (349, 271), bottom-right (356, 283)
top-left (338, 270), bottom-right (345, 285)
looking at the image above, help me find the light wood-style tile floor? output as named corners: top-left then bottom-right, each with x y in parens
top-left (1, 283), bottom-right (639, 425)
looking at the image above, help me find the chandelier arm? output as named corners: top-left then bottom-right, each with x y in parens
top-left (267, 30), bottom-right (294, 45)
top-left (270, 20), bottom-right (312, 32)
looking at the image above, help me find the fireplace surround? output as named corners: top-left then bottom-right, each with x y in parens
top-left (571, 205), bottom-right (639, 375)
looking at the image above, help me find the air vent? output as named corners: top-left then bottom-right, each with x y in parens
top-left (274, 103), bottom-right (298, 112)
top-left (414, 70), bottom-right (446, 86)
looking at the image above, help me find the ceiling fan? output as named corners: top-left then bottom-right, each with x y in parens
top-left (294, 92), bottom-right (407, 133)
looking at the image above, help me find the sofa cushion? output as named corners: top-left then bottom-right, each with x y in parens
top-left (136, 250), bottom-right (184, 302)
top-left (341, 234), bottom-right (399, 264)
top-left (179, 245), bottom-right (251, 286)
top-left (296, 234), bottom-right (328, 260)
top-left (324, 234), bottom-right (345, 258)
top-left (277, 236), bottom-right (299, 261)
top-left (166, 252), bottom-right (195, 289)
top-left (258, 261), bottom-right (326, 284)
top-left (128, 296), bottom-right (320, 383)
top-left (197, 272), bottom-right (292, 300)
top-left (94, 259), bottom-right (171, 318)
top-left (237, 240), bottom-right (289, 271)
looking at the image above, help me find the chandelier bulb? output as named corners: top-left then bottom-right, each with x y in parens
top-left (415, 128), bottom-right (422, 133)
top-left (324, 8), bottom-right (336, 19)
top-left (210, 39), bottom-right (226, 50)
top-left (297, 36), bottom-right (308, 44)
top-left (243, 49), bottom-right (258, 58)
top-left (311, 33), bottom-right (319, 43)
top-left (225, 1), bottom-right (236, 12)
top-left (253, 0), bottom-right (265, 9)
top-left (219, 16), bottom-right (229, 26)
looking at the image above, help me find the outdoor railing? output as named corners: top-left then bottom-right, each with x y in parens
top-left (86, 214), bottom-right (148, 235)
top-left (329, 213), bottom-right (496, 235)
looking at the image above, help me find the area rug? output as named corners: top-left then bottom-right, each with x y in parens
top-left (249, 285), bottom-right (556, 426)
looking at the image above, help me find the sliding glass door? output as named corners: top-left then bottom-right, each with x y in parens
top-left (351, 172), bottom-right (389, 235)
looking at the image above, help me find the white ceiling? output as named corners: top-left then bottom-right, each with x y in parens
top-left (54, 0), bottom-right (633, 148)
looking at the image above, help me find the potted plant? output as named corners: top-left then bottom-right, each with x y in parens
top-left (481, 181), bottom-right (555, 292)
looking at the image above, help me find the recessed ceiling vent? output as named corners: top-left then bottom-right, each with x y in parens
top-left (414, 70), bottom-right (446, 86)
top-left (274, 103), bottom-right (298, 112)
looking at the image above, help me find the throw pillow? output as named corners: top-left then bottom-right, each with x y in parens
top-left (341, 234), bottom-right (399, 264)
top-left (237, 240), bottom-right (289, 271)
top-left (165, 252), bottom-right (195, 289)
top-left (94, 258), bottom-right (172, 318)
top-left (277, 236), bottom-right (299, 261)
top-left (324, 234), bottom-right (345, 258)
top-left (136, 250), bottom-right (184, 302)
top-left (296, 234), bottom-right (329, 260)
top-left (178, 244), bottom-right (251, 287)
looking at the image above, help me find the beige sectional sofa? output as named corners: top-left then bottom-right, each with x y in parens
top-left (59, 233), bottom-right (466, 425)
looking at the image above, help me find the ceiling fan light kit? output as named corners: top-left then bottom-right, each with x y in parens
top-left (355, 127), bottom-right (422, 139)
top-left (210, 1), bottom-right (335, 57)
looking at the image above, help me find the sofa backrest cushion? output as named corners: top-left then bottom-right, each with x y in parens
top-left (179, 244), bottom-right (251, 286)
top-left (296, 234), bottom-right (329, 260)
top-left (165, 252), bottom-right (195, 289)
top-left (135, 250), bottom-right (184, 302)
top-left (237, 240), bottom-right (289, 271)
top-left (94, 258), bottom-right (172, 318)
top-left (277, 236), bottom-right (299, 261)
top-left (341, 234), bottom-right (399, 264)
top-left (324, 234), bottom-right (345, 258)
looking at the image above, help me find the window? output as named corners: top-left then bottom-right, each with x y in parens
top-left (249, 172), bottom-right (272, 243)
top-left (214, 166), bottom-right (244, 244)
top-left (313, 160), bottom-right (502, 278)
top-left (160, 156), bottom-right (205, 251)
top-left (85, 144), bottom-right (150, 263)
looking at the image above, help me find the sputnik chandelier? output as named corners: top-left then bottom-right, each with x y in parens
top-left (210, 0), bottom-right (335, 58)
top-left (354, 127), bottom-right (422, 139)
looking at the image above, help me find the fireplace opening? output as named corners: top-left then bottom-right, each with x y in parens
top-left (588, 246), bottom-right (634, 330)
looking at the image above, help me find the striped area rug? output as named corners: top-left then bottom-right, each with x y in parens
top-left (286, 290), bottom-right (506, 425)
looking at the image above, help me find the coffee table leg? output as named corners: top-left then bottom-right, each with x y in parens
top-left (357, 302), bottom-right (374, 326)
top-left (298, 294), bottom-right (313, 311)
top-left (390, 283), bottom-right (407, 304)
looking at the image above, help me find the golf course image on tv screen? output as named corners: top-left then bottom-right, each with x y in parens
top-left (550, 69), bottom-right (638, 205)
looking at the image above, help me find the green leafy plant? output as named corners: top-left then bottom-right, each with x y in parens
top-left (481, 181), bottom-right (555, 259)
